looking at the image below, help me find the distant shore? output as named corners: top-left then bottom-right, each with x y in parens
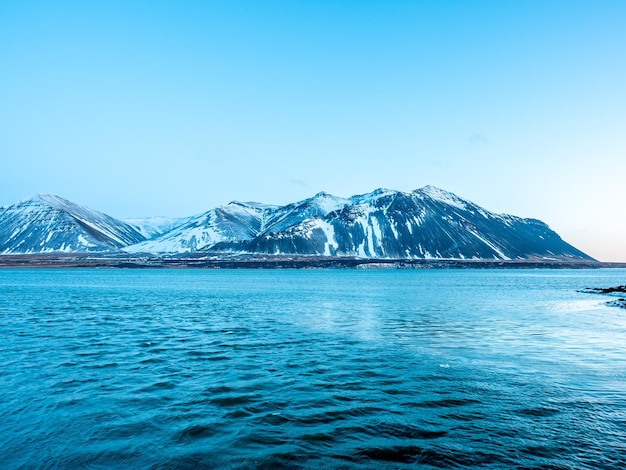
top-left (0, 253), bottom-right (622, 269)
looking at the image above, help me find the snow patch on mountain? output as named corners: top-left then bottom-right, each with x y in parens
top-left (125, 216), bottom-right (187, 239)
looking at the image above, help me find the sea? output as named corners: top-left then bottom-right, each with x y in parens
top-left (1, 268), bottom-right (626, 469)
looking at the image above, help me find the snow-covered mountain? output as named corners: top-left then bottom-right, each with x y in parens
top-left (123, 191), bottom-right (352, 254)
top-left (0, 194), bottom-right (145, 254)
top-left (124, 186), bottom-right (593, 261)
top-left (123, 201), bottom-right (271, 254)
top-left (0, 188), bottom-right (595, 261)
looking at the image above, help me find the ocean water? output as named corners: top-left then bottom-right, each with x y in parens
top-left (1, 268), bottom-right (626, 469)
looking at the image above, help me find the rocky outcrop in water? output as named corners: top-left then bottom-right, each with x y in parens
top-left (581, 285), bottom-right (626, 309)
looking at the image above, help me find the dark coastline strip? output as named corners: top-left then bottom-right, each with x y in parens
top-left (0, 253), bottom-right (619, 269)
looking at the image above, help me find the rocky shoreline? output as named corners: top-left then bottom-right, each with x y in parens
top-left (581, 285), bottom-right (626, 309)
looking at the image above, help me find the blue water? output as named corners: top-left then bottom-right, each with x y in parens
top-left (1, 268), bottom-right (626, 469)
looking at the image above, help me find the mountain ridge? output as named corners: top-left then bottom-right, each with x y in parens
top-left (0, 187), bottom-right (595, 261)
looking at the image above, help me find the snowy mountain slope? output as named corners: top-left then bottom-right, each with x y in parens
top-left (123, 201), bottom-right (272, 253)
top-left (0, 194), bottom-right (145, 254)
top-left (125, 216), bottom-right (187, 239)
top-left (260, 191), bottom-right (350, 233)
top-left (123, 193), bottom-right (350, 254)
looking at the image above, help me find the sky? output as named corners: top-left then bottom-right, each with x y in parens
top-left (1, 1), bottom-right (625, 261)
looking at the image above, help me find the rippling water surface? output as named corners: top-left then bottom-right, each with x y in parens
top-left (1, 268), bottom-right (626, 469)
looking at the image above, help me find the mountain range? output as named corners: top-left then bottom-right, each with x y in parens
top-left (0, 186), bottom-right (594, 261)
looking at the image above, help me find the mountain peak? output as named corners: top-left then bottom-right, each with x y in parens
top-left (350, 188), bottom-right (399, 205)
top-left (370, 187), bottom-right (395, 195)
top-left (417, 185), bottom-right (457, 197)
top-left (0, 194), bottom-right (144, 254)
top-left (416, 185), bottom-right (471, 210)
top-left (36, 193), bottom-right (81, 212)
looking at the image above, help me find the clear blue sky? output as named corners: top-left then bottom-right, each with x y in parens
top-left (1, 1), bottom-right (625, 261)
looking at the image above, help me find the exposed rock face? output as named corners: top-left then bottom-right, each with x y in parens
top-left (209, 186), bottom-right (592, 261)
top-left (0, 194), bottom-right (145, 254)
